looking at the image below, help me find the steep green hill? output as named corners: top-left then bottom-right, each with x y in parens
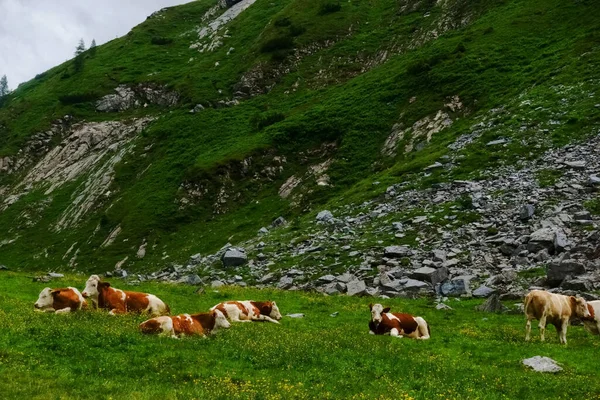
top-left (0, 0), bottom-right (598, 272)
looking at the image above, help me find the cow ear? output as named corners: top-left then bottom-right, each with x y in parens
top-left (368, 303), bottom-right (373, 310)
top-left (383, 307), bottom-right (391, 313)
top-left (103, 282), bottom-right (111, 288)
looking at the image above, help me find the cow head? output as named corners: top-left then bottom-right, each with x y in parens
top-left (34, 287), bottom-right (55, 311)
top-left (212, 309), bottom-right (231, 330)
top-left (369, 303), bottom-right (391, 324)
top-left (269, 301), bottom-right (282, 321)
top-left (81, 275), bottom-right (101, 299)
top-left (571, 296), bottom-right (591, 319)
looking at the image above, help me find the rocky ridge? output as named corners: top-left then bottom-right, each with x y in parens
top-left (115, 132), bottom-right (600, 301)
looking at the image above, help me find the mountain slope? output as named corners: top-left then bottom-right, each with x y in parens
top-left (0, 0), bottom-right (598, 272)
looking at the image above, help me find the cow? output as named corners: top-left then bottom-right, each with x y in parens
top-left (211, 300), bottom-right (282, 324)
top-left (582, 300), bottom-right (600, 336)
top-left (34, 287), bottom-right (87, 313)
top-left (81, 275), bottom-right (169, 316)
top-left (368, 303), bottom-right (430, 339)
top-left (139, 310), bottom-right (231, 338)
top-left (524, 289), bottom-right (590, 344)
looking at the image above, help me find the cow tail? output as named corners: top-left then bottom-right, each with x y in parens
top-left (524, 293), bottom-right (532, 317)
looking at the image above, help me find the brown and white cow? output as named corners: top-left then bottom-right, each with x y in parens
top-left (368, 303), bottom-right (430, 339)
top-left (34, 287), bottom-right (87, 313)
top-left (582, 300), bottom-right (600, 336)
top-left (139, 310), bottom-right (231, 338)
top-left (81, 275), bottom-right (169, 316)
top-left (211, 300), bottom-right (282, 324)
top-left (524, 289), bottom-right (590, 344)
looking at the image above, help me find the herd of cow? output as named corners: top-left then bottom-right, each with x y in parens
top-left (33, 275), bottom-right (600, 343)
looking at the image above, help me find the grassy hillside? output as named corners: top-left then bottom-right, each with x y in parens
top-left (1, 272), bottom-right (599, 399)
top-left (0, 0), bottom-right (599, 272)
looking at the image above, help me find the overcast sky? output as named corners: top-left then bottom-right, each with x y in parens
top-left (0, 0), bottom-right (193, 88)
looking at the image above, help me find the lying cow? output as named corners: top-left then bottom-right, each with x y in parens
top-left (140, 310), bottom-right (231, 338)
top-left (583, 300), bottom-right (600, 336)
top-left (211, 300), bottom-right (282, 324)
top-left (524, 289), bottom-right (590, 344)
top-left (369, 303), bottom-right (430, 339)
top-left (34, 287), bottom-right (87, 313)
top-left (82, 275), bottom-right (169, 316)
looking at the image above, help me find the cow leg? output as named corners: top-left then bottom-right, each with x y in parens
top-left (109, 307), bottom-right (126, 315)
top-left (252, 315), bottom-right (280, 324)
top-left (390, 328), bottom-right (403, 338)
top-left (560, 320), bottom-right (568, 345)
top-left (538, 314), bottom-right (547, 342)
top-left (525, 318), bottom-right (532, 341)
top-left (55, 307), bottom-right (72, 314)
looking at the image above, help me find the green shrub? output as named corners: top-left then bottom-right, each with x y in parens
top-left (252, 111), bottom-right (286, 130)
top-left (151, 37), bottom-right (173, 45)
top-left (584, 199), bottom-right (600, 215)
top-left (319, 2), bottom-right (341, 15)
top-left (260, 36), bottom-right (294, 53)
top-left (535, 169), bottom-right (563, 187)
top-left (274, 17), bottom-right (291, 27)
top-left (58, 92), bottom-right (99, 105)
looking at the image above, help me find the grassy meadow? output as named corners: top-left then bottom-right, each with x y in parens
top-left (1, 271), bottom-right (599, 399)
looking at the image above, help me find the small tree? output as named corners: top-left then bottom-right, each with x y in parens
top-left (0, 75), bottom-right (9, 98)
top-left (73, 39), bottom-right (86, 73)
top-left (89, 39), bottom-right (97, 56)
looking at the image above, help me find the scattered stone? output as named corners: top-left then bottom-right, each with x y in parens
top-left (522, 356), bottom-right (562, 373)
top-left (384, 245), bottom-right (413, 258)
top-left (563, 160), bottom-right (586, 169)
top-left (487, 138), bottom-right (508, 146)
top-left (258, 227), bottom-right (269, 235)
top-left (286, 313), bottom-right (305, 318)
top-left (48, 272), bottom-right (64, 278)
top-left (0, 265), bottom-right (7, 271)
top-left (436, 303), bottom-right (453, 310)
top-left (182, 274), bottom-right (203, 285)
top-left (519, 205), bottom-right (535, 221)
top-left (271, 216), bottom-right (287, 227)
top-left (316, 210), bottom-right (334, 222)
top-left (211, 280), bottom-right (225, 288)
top-left (330, 311), bottom-right (339, 317)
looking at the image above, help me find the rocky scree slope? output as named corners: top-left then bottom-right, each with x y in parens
top-left (0, 0), bottom-right (598, 294)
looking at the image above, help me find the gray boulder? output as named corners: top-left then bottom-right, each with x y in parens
top-left (476, 294), bottom-right (507, 312)
top-left (473, 285), bottom-right (496, 298)
top-left (271, 216), bottom-right (287, 227)
top-left (560, 278), bottom-right (591, 291)
top-left (346, 280), bottom-right (367, 296)
top-left (211, 280), bottom-right (225, 288)
top-left (547, 259), bottom-right (586, 287)
top-left (522, 356), bottom-right (562, 373)
top-left (222, 247), bottom-right (247, 267)
top-left (410, 266), bottom-right (448, 286)
top-left (440, 276), bottom-right (472, 296)
top-left (277, 276), bottom-right (294, 290)
top-left (403, 279), bottom-right (430, 290)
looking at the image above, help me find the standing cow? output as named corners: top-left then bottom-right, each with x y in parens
top-left (524, 289), bottom-right (590, 344)
top-left (368, 303), bottom-right (430, 339)
top-left (34, 287), bottom-right (87, 313)
top-left (82, 275), bottom-right (169, 316)
top-left (211, 300), bottom-right (282, 324)
top-left (582, 300), bottom-right (600, 336)
top-left (140, 310), bottom-right (231, 338)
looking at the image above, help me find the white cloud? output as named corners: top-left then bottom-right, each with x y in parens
top-left (0, 0), bottom-right (193, 87)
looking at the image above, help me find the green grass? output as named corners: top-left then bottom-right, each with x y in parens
top-left (1, 272), bottom-right (600, 399)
